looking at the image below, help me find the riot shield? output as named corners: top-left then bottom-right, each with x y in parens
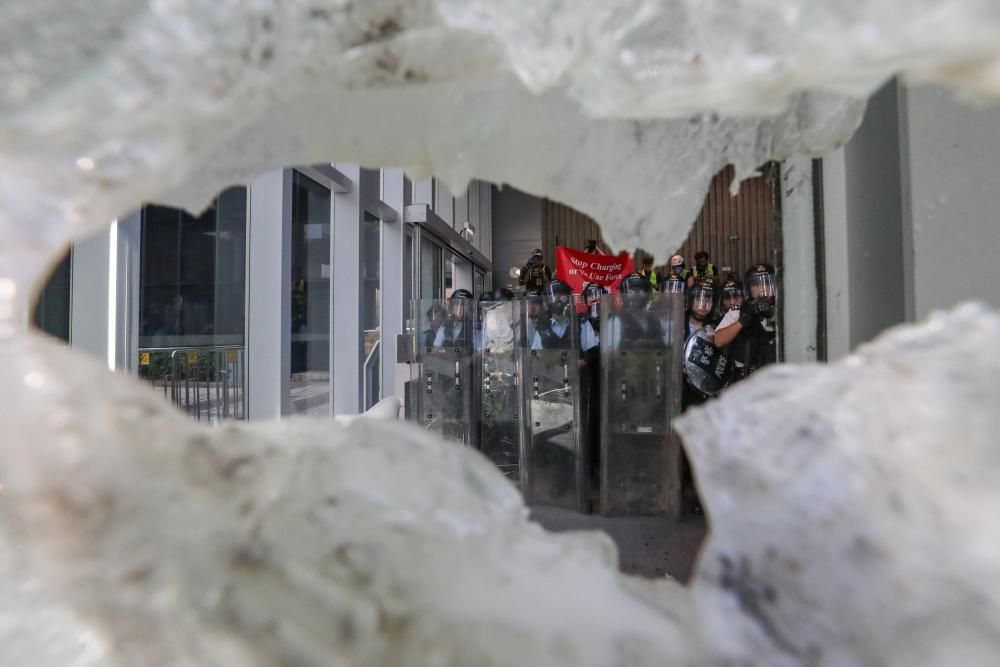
top-left (683, 327), bottom-right (730, 397)
top-left (521, 301), bottom-right (588, 511)
top-left (409, 298), bottom-right (476, 447)
top-left (477, 299), bottom-right (527, 484)
top-left (600, 292), bottom-right (685, 517)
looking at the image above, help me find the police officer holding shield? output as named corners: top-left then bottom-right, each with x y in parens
top-left (433, 288), bottom-right (475, 348)
top-left (478, 286), bottom-right (524, 483)
top-left (523, 279), bottom-right (590, 511)
top-left (600, 273), bottom-right (681, 516)
top-left (714, 264), bottom-right (777, 379)
top-left (414, 288), bottom-right (477, 447)
top-left (682, 280), bottom-right (729, 409)
top-left (530, 280), bottom-right (598, 352)
top-left (581, 282), bottom-right (607, 495)
top-left (603, 273), bottom-right (664, 349)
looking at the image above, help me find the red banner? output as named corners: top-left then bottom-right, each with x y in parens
top-left (554, 246), bottom-right (634, 293)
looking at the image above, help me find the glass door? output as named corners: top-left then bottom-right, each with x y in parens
top-left (420, 234), bottom-right (444, 300)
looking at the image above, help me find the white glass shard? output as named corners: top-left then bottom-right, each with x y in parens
top-left (0, 333), bottom-right (695, 666)
top-left (676, 303), bottom-right (1000, 667)
top-left (1, 1), bottom-right (1000, 665)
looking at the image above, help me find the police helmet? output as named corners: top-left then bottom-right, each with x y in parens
top-left (721, 282), bottom-right (743, 310)
top-left (525, 287), bottom-right (545, 308)
top-left (661, 276), bottom-right (685, 294)
top-left (689, 280), bottom-right (715, 314)
top-left (492, 287), bottom-right (514, 301)
top-left (582, 282), bottom-right (606, 303)
top-left (618, 272), bottom-right (652, 294)
top-left (544, 279), bottom-right (573, 300)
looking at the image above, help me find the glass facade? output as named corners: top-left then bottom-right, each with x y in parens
top-left (139, 187), bottom-right (247, 348)
top-left (403, 227), bottom-right (414, 324)
top-left (37, 169), bottom-right (494, 422)
top-left (474, 267), bottom-right (486, 298)
top-left (288, 171), bottom-right (332, 416)
top-left (136, 188), bottom-right (248, 421)
top-left (421, 236), bottom-right (443, 300)
top-left (361, 212), bottom-right (381, 409)
top-left (33, 251), bottom-right (72, 342)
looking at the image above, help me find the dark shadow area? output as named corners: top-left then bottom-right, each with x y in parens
top-left (530, 507), bottom-right (708, 583)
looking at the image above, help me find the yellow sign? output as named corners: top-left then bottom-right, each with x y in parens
top-left (227, 349), bottom-right (238, 363)
top-left (139, 352), bottom-right (150, 366)
top-left (186, 351), bottom-right (199, 365)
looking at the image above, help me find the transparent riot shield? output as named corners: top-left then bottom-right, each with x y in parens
top-left (477, 299), bottom-right (527, 484)
top-left (409, 298), bottom-right (477, 447)
top-left (599, 292), bottom-right (685, 517)
top-left (522, 299), bottom-right (588, 511)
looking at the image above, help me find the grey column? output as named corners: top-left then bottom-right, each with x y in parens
top-left (247, 169), bottom-right (292, 419)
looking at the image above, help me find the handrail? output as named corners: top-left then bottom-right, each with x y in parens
top-left (138, 345), bottom-right (247, 423)
top-left (362, 339), bottom-right (381, 411)
top-left (139, 344), bottom-right (244, 353)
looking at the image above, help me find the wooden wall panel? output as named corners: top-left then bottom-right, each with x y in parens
top-left (675, 164), bottom-right (779, 280)
top-left (540, 198), bottom-right (605, 271)
top-left (539, 163), bottom-right (779, 283)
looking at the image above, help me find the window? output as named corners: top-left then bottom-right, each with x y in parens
top-left (403, 227), bottom-right (414, 325)
top-left (288, 171), bottom-right (331, 416)
top-left (474, 268), bottom-right (486, 299)
top-left (420, 236), bottom-right (443, 300)
top-left (361, 212), bottom-right (381, 409)
top-left (138, 187), bottom-right (247, 348)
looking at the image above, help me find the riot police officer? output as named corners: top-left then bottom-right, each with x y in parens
top-left (475, 291), bottom-right (493, 349)
top-left (433, 288), bottom-right (474, 348)
top-left (714, 264), bottom-right (777, 379)
top-left (717, 281), bottom-right (747, 379)
top-left (581, 282), bottom-right (607, 493)
top-left (719, 281), bottom-right (744, 315)
top-left (478, 285), bottom-right (523, 482)
top-left (414, 288), bottom-right (477, 448)
top-left (605, 272), bottom-right (663, 349)
top-left (599, 272), bottom-right (679, 516)
top-left (661, 274), bottom-right (686, 295)
top-left (582, 282), bottom-right (606, 334)
top-left (531, 280), bottom-right (575, 349)
top-left (686, 280), bottom-right (718, 340)
top-left (480, 287), bottom-right (518, 353)
top-left (682, 280), bottom-right (724, 409)
top-left (493, 287), bottom-right (515, 301)
top-left (531, 279), bottom-right (598, 352)
top-left (422, 304), bottom-right (447, 348)
top-left (522, 279), bottom-right (589, 510)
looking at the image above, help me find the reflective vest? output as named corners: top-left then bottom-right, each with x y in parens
top-left (690, 263), bottom-right (717, 282)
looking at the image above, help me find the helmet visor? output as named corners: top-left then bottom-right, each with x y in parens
top-left (662, 279), bottom-right (685, 294)
top-left (692, 292), bottom-right (714, 312)
top-left (748, 272), bottom-right (776, 299)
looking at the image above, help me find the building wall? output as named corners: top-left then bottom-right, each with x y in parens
top-left (843, 80), bottom-right (906, 349)
top-left (823, 80), bottom-right (1000, 358)
top-left (900, 85), bottom-right (1000, 318)
top-left (491, 186), bottom-right (544, 289)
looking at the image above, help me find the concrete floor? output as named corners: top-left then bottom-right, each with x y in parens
top-left (529, 507), bottom-right (708, 583)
